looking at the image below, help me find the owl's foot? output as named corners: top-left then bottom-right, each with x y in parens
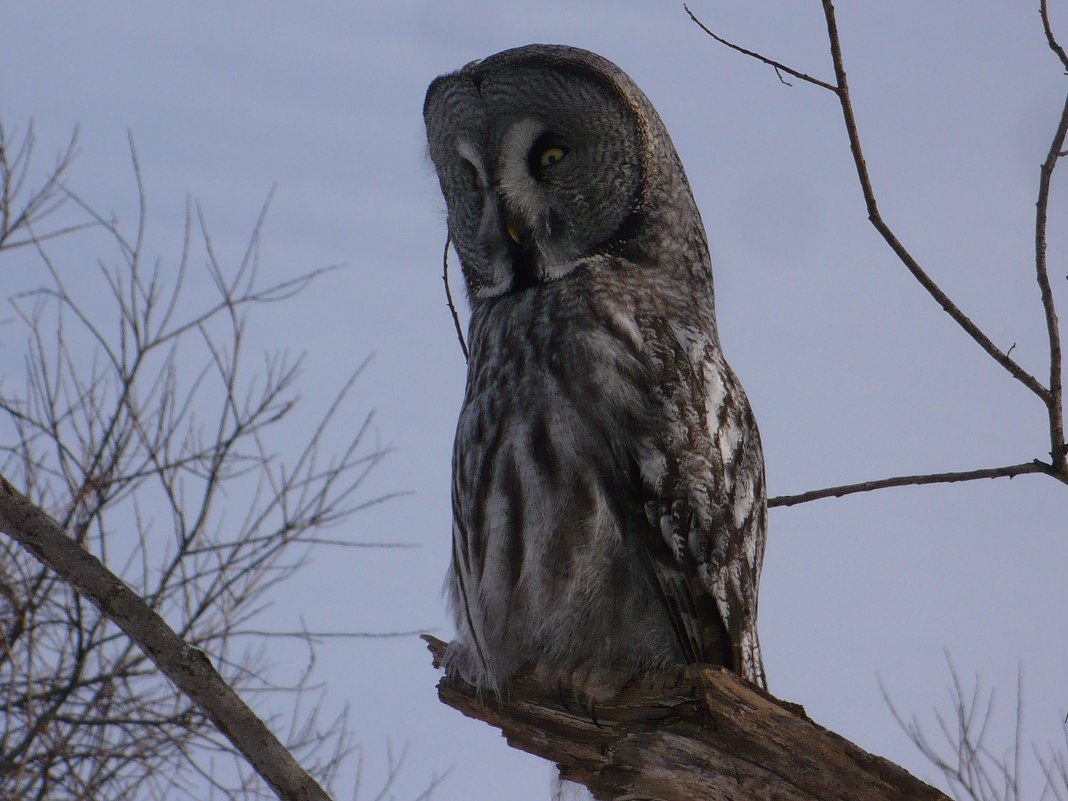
top-left (635, 667), bottom-right (681, 691)
top-left (570, 664), bottom-right (624, 713)
top-left (535, 662), bottom-right (629, 724)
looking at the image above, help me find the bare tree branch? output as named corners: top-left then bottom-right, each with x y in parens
top-left (1041, 0), bottom-right (1068, 72)
top-left (227, 629), bottom-right (429, 641)
top-left (683, 5), bottom-right (837, 92)
top-left (0, 126), bottom-right (392, 800)
top-left (442, 231), bottom-right (469, 362)
top-left (688, 1), bottom-right (1068, 504)
top-left (0, 121), bottom-right (92, 253)
top-left (769, 461), bottom-right (1055, 508)
top-left (1034, 0), bottom-right (1068, 470)
top-left (882, 657), bottom-right (1068, 801)
top-left (0, 475), bottom-right (333, 801)
top-left (815, 0), bottom-right (1051, 405)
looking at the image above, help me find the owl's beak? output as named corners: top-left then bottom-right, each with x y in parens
top-left (498, 201), bottom-right (539, 290)
top-left (501, 204), bottom-right (531, 247)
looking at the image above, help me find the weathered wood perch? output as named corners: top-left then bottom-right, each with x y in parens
top-left (424, 635), bottom-right (949, 801)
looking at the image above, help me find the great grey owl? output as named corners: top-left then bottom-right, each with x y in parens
top-left (424, 44), bottom-right (767, 701)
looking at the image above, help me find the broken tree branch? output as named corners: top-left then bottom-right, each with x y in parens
top-left (424, 635), bottom-right (949, 801)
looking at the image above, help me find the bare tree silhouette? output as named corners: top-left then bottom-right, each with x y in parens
top-left (0, 122), bottom-right (408, 801)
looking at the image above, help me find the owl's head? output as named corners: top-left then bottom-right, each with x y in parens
top-left (424, 44), bottom-right (707, 301)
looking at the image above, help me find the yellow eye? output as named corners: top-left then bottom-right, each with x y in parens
top-left (539, 147), bottom-right (566, 168)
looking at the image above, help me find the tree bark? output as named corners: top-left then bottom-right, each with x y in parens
top-left (424, 635), bottom-right (949, 801)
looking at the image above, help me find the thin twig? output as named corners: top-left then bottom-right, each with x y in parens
top-left (769, 461), bottom-right (1052, 508)
top-left (1042, 0), bottom-right (1068, 71)
top-left (225, 629), bottom-right (430, 640)
top-left (688, 3), bottom-right (1051, 404)
top-left (442, 230), bottom-right (468, 361)
top-left (684, 4), bottom-right (838, 92)
top-left (818, 0), bottom-right (1051, 404)
top-left (0, 131), bottom-right (379, 798)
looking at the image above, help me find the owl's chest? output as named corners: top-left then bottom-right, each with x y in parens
top-left (455, 290), bottom-right (652, 508)
top-left (452, 295), bottom-right (658, 632)
top-left (465, 288), bottom-right (653, 432)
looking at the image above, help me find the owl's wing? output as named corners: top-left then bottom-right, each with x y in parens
top-left (635, 327), bottom-right (768, 689)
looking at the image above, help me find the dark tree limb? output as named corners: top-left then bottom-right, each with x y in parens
top-left (769, 460), bottom-right (1058, 508)
top-left (1035, 0), bottom-right (1068, 472)
top-left (1041, 0), bottom-right (1068, 72)
top-left (424, 636), bottom-right (949, 801)
top-left (0, 473), bottom-right (334, 801)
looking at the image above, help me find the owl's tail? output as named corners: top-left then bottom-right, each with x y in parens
top-left (738, 621), bottom-right (767, 690)
top-left (553, 772), bottom-right (593, 801)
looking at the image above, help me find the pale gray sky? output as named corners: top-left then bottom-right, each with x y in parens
top-left (2, 2), bottom-right (1066, 799)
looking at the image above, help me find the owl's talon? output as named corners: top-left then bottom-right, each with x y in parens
top-left (557, 678), bottom-right (571, 712)
top-left (641, 668), bottom-right (678, 691)
top-left (589, 700), bottom-right (601, 729)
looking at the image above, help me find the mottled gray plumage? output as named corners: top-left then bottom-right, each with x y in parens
top-left (424, 44), bottom-right (767, 697)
